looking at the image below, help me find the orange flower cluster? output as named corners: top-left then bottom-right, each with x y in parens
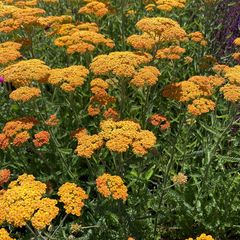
top-left (48, 65), bottom-right (89, 92)
top-left (58, 182), bottom-right (88, 216)
top-left (88, 78), bottom-right (116, 116)
top-left (127, 17), bottom-right (187, 51)
top-left (99, 120), bottom-right (156, 155)
top-left (172, 172), bottom-right (187, 185)
top-left (0, 174), bottom-right (59, 229)
top-left (90, 51), bottom-right (153, 77)
top-left (74, 129), bottom-right (104, 158)
top-left (232, 52), bottom-right (240, 61)
top-left (163, 81), bottom-right (206, 102)
top-left (220, 84), bottom-right (240, 102)
top-left (74, 120), bottom-right (156, 157)
top-left (49, 22), bottom-right (99, 36)
top-left (163, 75), bottom-right (224, 102)
top-left (0, 6), bottom-right (46, 33)
top-left (45, 114), bottom-right (59, 126)
top-left (145, 4), bottom-right (155, 12)
top-left (33, 131), bottom-right (50, 148)
top-left (187, 98), bottom-right (216, 116)
top-left (96, 173), bottom-right (128, 200)
top-left (127, 33), bottom-right (156, 50)
top-left (2, 0), bottom-right (37, 7)
top-left (79, 1), bottom-right (109, 17)
top-left (9, 86), bottom-right (41, 102)
top-left (0, 117), bottom-right (38, 149)
top-left (37, 15), bottom-right (72, 28)
top-left (0, 228), bottom-right (15, 240)
top-left (233, 37), bottom-right (240, 46)
top-left (217, 65), bottom-right (240, 102)
top-left (224, 65), bottom-right (240, 85)
top-left (152, 0), bottom-right (186, 11)
top-left (149, 114), bottom-right (170, 131)
top-left (188, 31), bottom-right (207, 46)
top-left (156, 46), bottom-right (186, 60)
top-left (0, 41), bottom-right (22, 65)
top-left (163, 75), bottom-right (224, 115)
top-left (0, 59), bottom-right (50, 87)
top-left (54, 29), bottom-right (114, 54)
top-left (212, 64), bottom-right (229, 74)
top-left (130, 66), bottom-right (160, 87)
top-left (0, 169), bottom-right (10, 186)
top-left (103, 108), bottom-right (119, 120)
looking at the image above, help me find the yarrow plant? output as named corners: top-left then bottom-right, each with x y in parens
top-left (0, 0), bottom-right (239, 239)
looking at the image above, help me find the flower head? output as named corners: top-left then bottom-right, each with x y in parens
top-left (58, 182), bottom-right (88, 216)
top-left (96, 173), bottom-right (128, 200)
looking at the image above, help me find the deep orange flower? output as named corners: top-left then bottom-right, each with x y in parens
top-left (33, 131), bottom-right (50, 148)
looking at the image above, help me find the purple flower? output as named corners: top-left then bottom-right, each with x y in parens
top-left (0, 76), bottom-right (4, 83)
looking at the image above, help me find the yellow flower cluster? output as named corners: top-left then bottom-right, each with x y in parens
top-left (58, 182), bottom-right (88, 216)
top-left (48, 65), bottom-right (89, 92)
top-left (0, 59), bottom-right (50, 87)
top-left (54, 29), bottom-right (114, 54)
top-left (75, 120), bottom-right (156, 157)
top-left (127, 33), bottom-right (156, 50)
top-left (186, 233), bottom-right (214, 240)
top-left (130, 66), bottom-right (160, 87)
top-left (153, 0), bottom-right (186, 12)
top-left (9, 86), bottom-right (41, 102)
top-left (88, 78), bottom-right (115, 116)
top-left (96, 173), bottom-right (128, 200)
top-left (187, 98), bottom-right (216, 116)
top-left (74, 129), bottom-right (104, 158)
top-left (0, 41), bottom-right (22, 65)
top-left (79, 1), bottom-right (109, 17)
top-left (31, 198), bottom-right (59, 230)
top-left (0, 174), bottom-right (59, 229)
top-left (90, 51), bottom-right (152, 77)
top-left (99, 120), bottom-right (156, 155)
top-left (156, 45), bottom-right (185, 60)
top-left (0, 6), bottom-right (46, 33)
top-left (0, 228), bottom-right (15, 240)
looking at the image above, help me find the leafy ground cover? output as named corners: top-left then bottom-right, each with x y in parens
top-left (0, 0), bottom-right (240, 239)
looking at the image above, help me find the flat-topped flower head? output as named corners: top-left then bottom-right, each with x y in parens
top-left (0, 174), bottom-right (56, 228)
top-left (48, 65), bottom-right (89, 92)
top-left (90, 51), bottom-right (152, 77)
top-left (58, 182), bottom-right (88, 216)
top-left (9, 87), bottom-right (41, 102)
top-left (130, 66), bottom-right (160, 87)
top-left (79, 1), bottom-right (109, 17)
top-left (0, 59), bottom-right (50, 87)
top-left (96, 173), bottom-right (128, 200)
top-left (54, 30), bottom-right (114, 54)
top-left (187, 98), bottom-right (215, 116)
